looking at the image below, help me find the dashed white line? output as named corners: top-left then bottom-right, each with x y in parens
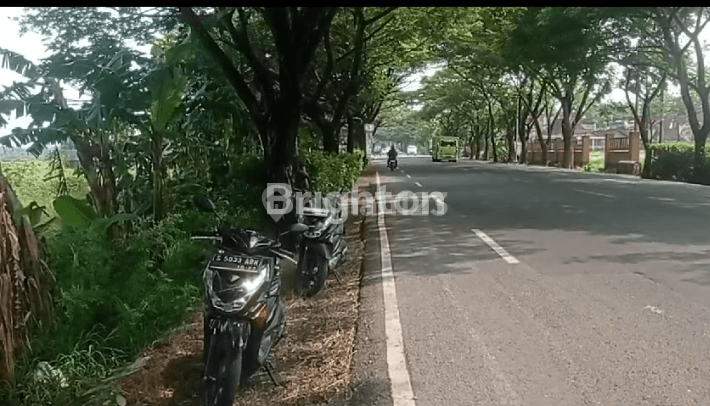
top-left (376, 172), bottom-right (417, 406)
top-left (415, 182), bottom-right (422, 188)
top-left (472, 229), bottom-right (519, 264)
top-left (406, 174), bottom-right (412, 179)
top-left (574, 189), bottom-right (615, 198)
top-left (645, 305), bottom-right (664, 315)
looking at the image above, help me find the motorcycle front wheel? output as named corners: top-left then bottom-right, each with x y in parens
top-left (203, 329), bottom-right (242, 406)
top-left (297, 249), bottom-right (328, 297)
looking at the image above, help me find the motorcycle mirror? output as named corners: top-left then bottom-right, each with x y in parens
top-left (290, 223), bottom-right (308, 233)
top-left (193, 195), bottom-right (216, 212)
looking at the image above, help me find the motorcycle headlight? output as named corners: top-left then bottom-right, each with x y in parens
top-left (204, 261), bottom-right (269, 313)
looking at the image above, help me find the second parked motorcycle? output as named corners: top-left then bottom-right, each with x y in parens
top-left (295, 193), bottom-right (347, 296)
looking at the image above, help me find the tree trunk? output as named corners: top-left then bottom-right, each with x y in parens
top-left (321, 123), bottom-right (339, 153)
top-left (263, 98), bottom-right (301, 186)
top-left (506, 127), bottom-right (515, 162)
top-left (151, 130), bottom-right (164, 223)
top-left (639, 113), bottom-right (653, 179)
top-left (560, 98), bottom-right (574, 169)
top-left (534, 117), bottom-right (547, 166)
top-left (642, 145), bottom-right (653, 178)
top-left (355, 118), bottom-right (366, 151)
top-left (693, 135), bottom-right (709, 183)
top-left (520, 135), bottom-right (528, 165)
top-left (491, 131), bottom-right (498, 163)
top-left (483, 134), bottom-right (489, 160)
top-left (347, 113), bottom-right (355, 154)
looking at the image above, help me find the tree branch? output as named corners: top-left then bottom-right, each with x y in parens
top-left (179, 7), bottom-right (261, 121)
top-left (366, 7), bottom-right (397, 25)
top-left (314, 23), bottom-right (334, 101)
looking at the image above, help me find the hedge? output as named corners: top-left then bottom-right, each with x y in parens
top-left (647, 142), bottom-right (710, 183)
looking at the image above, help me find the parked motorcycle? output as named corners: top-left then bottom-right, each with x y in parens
top-left (295, 193), bottom-right (347, 296)
top-left (191, 195), bottom-right (307, 406)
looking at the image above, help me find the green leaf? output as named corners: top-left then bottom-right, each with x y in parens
top-left (89, 213), bottom-right (139, 234)
top-left (16, 201), bottom-right (48, 227)
top-left (150, 68), bottom-right (186, 132)
top-left (53, 195), bottom-right (98, 228)
top-left (33, 216), bottom-right (58, 234)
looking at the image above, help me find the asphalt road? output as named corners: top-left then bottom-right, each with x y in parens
top-left (355, 156), bottom-right (710, 406)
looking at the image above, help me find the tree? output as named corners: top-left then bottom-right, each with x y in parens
top-left (585, 100), bottom-right (630, 129)
top-left (649, 7), bottom-right (710, 183)
top-left (516, 75), bottom-right (547, 164)
top-left (179, 7), bottom-right (338, 185)
top-left (302, 7), bottom-right (398, 153)
top-left (506, 7), bottom-right (614, 168)
top-left (622, 62), bottom-right (666, 177)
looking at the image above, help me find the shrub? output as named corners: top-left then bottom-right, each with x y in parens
top-left (302, 150), bottom-right (366, 195)
top-left (647, 142), bottom-right (710, 183)
top-left (584, 152), bottom-right (605, 173)
top-left (19, 213), bottom-right (206, 371)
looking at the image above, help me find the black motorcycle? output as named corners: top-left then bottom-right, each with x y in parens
top-left (387, 157), bottom-right (397, 171)
top-left (191, 196), bottom-right (306, 406)
top-left (295, 193), bottom-right (347, 296)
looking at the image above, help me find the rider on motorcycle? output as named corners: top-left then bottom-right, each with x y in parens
top-left (387, 145), bottom-right (398, 168)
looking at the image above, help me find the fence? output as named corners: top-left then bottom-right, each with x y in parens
top-left (527, 135), bottom-right (591, 168)
top-left (605, 132), bottom-right (640, 173)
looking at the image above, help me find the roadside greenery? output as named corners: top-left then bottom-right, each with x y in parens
top-left (7, 6), bottom-right (710, 406)
top-left (647, 142), bottom-right (710, 182)
top-left (584, 151), bottom-right (605, 173)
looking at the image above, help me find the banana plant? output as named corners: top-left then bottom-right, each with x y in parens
top-left (52, 195), bottom-right (138, 234)
top-left (144, 40), bottom-right (190, 223)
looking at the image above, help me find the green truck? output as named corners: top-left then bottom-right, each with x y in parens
top-left (430, 136), bottom-right (459, 162)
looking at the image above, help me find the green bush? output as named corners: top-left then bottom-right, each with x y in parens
top-left (302, 149), bottom-right (367, 195)
top-left (584, 152), bottom-right (605, 173)
top-left (1, 212), bottom-right (209, 406)
top-left (647, 142), bottom-right (710, 182)
top-left (30, 213), bottom-right (206, 362)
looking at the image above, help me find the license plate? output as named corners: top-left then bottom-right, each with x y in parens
top-left (210, 254), bottom-right (260, 271)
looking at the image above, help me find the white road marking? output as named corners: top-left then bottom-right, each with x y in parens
top-left (645, 305), bottom-right (664, 315)
top-left (472, 229), bottom-right (519, 264)
top-left (376, 172), bottom-right (417, 406)
top-left (415, 182), bottom-right (422, 188)
top-left (574, 189), bottom-right (615, 198)
top-left (649, 197), bottom-right (676, 201)
top-left (406, 174), bottom-right (412, 179)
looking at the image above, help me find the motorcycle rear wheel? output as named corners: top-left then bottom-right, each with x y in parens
top-left (203, 330), bottom-right (242, 406)
top-left (297, 250), bottom-right (328, 297)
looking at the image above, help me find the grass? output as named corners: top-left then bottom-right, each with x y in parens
top-left (1, 157), bottom-right (89, 234)
top-left (584, 150), bottom-right (605, 173)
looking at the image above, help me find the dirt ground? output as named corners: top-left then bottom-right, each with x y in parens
top-left (116, 197), bottom-right (368, 406)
